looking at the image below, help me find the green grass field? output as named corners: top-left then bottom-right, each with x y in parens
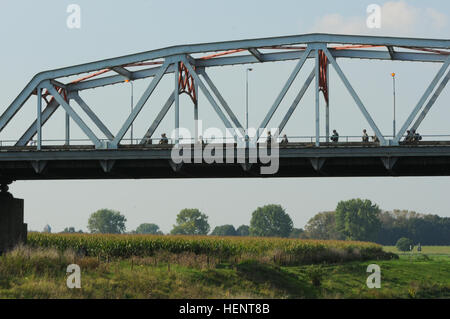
top-left (0, 242), bottom-right (449, 299)
top-left (384, 246), bottom-right (450, 256)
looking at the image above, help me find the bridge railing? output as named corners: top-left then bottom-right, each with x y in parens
top-left (2, 134), bottom-right (450, 148)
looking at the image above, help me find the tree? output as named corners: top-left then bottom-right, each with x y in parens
top-left (335, 199), bottom-right (381, 241)
top-left (135, 223), bottom-right (163, 235)
top-left (63, 227), bottom-right (76, 233)
top-left (87, 209), bottom-right (127, 234)
top-left (396, 237), bottom-right (414, 252)
top-left (249, 204), bottom-right (293, 238)
top-left (211, 225), bottom-right (236, 236)
top-left (377, 210), bottom-right (450, 245)
top-left (171, 209), bottom-right (210, 235)
top-left (62, 227), bottom-right (83, 234)
top-left (236, 225), bottom-right (250, 236)
top-left (304, 211), bottom-right (345, 240)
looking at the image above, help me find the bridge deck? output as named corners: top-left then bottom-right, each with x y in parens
top-left (1, 142), bottom-right (450, 181)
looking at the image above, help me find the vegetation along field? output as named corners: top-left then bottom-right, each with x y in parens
top-left (0, 233), bottom-right (449, 299)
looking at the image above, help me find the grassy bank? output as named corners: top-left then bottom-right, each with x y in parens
top-left (0, 245), bottom-right (448, 299)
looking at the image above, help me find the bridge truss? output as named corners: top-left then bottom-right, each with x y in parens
top-left (1, 33), bottom-right (449, 151)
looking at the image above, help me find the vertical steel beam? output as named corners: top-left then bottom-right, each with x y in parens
top-left (257, 47), bottom-right (312, 138)
top-left (326, 60), bottom-right (330, 142)
top-left (410, 68), bottom-right (450, 133)
top-left (112, 61), bottom-right (170, 146)
top-left (16, 99), bottom-right (60, 146)
top-left (194, 79), bottom-right (199, 142)
top-left (65, 111), bottom-right (70, 145)
top-left (394, 58), bottom-right (450, 143)
top-left (37, 87), bottom-right (42, 150)
top-left (174, 61), bottom-right (180, 144)
top-left (323, 47), bottom-right (386, 145)
top-left (315, 50), bottom-right (320, 146)
top-left (278, 68), bottom-right (315, 133)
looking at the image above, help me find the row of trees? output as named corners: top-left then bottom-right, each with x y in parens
top-left (78, 205), bottom-right (297, 238)
top-left (60, 199), bottom-right (449, 245)
top-left (302, 199), bottom-right (450, 245)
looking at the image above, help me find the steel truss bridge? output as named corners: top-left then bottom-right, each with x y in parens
top-left (0, 33), bottom-right (450, 182)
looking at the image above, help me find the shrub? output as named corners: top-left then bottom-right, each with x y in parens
top-left (396, 237), bottom-right (414, 252)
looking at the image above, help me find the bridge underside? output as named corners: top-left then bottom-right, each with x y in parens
top-left (1, 144), bottom-right (450, 181)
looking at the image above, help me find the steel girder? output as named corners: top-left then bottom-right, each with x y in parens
top-left (1, 34), bottom-right (449, 150)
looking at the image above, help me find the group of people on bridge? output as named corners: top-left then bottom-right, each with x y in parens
top-left (147, 129), bottom-right (422, 146)
top-left (330, 129), bottom-right (421, 143)
top-left (330, 129), bottom-right (379, 143)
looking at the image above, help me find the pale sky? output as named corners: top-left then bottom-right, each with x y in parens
top-left (1, 0), bottom-right (449, 233)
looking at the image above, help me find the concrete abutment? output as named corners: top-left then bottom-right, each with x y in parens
top-left (0, 183), bottom-right (27, 255)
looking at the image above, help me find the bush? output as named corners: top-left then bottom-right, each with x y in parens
top-left (305, 265), bottom-right (326, 287)
top-left (396, 237), bottom-right (414, 252)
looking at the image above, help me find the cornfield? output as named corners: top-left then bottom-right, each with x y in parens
top-left (27, 233), bottom-right (395, 265)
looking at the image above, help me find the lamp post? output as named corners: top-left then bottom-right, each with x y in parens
top-left (245, 68), bottom-right (253, 142)
top-left (391, 72), bottom-right (396, 138)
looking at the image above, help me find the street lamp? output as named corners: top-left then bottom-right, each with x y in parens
top-left (126, 79), bottom-right (134, 144)
top-left (245, 68), bottom-right (253, 142)
top-left (391, 72), bottom-right (396, 138)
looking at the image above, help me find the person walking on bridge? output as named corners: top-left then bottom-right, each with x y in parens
top-left (331, 130), bottom-right (339, 142)
top-left (266, 131), bottom-right (272, 145)
top-left (159, 133), bottom-right (168, 145)
top-left (412, 129), bottom-right (422, 142)
top-left (362, 129), bottom-right (369, 142)
top-left (281, 134), bottom-right (289, 145)
top-left (405, 130), bottom-right (413, 142)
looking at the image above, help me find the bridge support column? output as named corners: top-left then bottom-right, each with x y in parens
top-left (0, 183), bottom-right (27, 255)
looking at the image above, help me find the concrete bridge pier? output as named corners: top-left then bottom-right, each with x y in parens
top-left (0, 182), bottom-right (27, 255)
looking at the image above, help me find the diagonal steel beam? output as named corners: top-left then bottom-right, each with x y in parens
top-left (112, 61), bottom-right (170, 146)
top-left (248, 48), bottom-right (264, 62)
top-left (45, 83), bottom-right (102, 148)
top-left (387, 46), bottom-right (395, 59)
top-left (279, 68), bottom-right (315, 133)
top-left (71, 92), bottom-right (115, 140)
top-left (409, 68), bottom-right (450, 133)
top-left (181, 57), bottom-right (234, 130)
top-left (323, 47), bottom-right (386, 145)
top-left (257, 47), bottom-right (312, 138)
top-left (394, 57), bottom-right (450, 143)
top-left (140, 91), bottom-right (175, 144)
top-left (16, 98), bottom-right (60, 146)
top-left (0, 78), bottom-right (38, 132)
top-left (198, 68), bottom-right (245, 136)
top-left (111, 66), bottom-right (132, 79)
